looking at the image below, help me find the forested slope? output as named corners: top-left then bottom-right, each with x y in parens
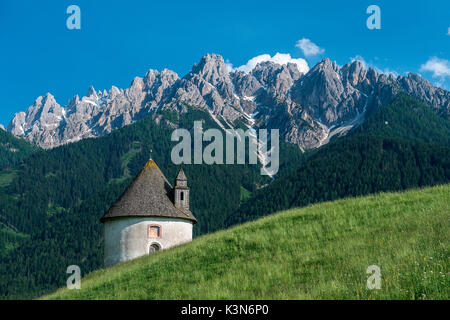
top-left (226, 95), bottom-right (450, 226)
top-left (0, 107), bottom-right (299, 299)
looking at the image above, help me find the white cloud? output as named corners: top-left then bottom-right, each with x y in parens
top-left (380, 68), bottom-right (400, 77)
top-left (295, 38), bottom-right (325, 57)
top-left (225, 59), bottom-right (234, 73)
top-left (235, 53), bottom-right (309, 74)
top-left (420, 57), bottom-right (450, 78)
top-left (350, 55), bottom-right (399, 77)
top-left (448, 27), bottom-right (450, 35)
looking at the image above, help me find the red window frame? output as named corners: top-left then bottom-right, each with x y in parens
top-left (147, 224), bottom-right (162, 238)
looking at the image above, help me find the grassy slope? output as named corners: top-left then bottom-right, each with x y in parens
top-left (45, 184), bottom-right (449, 300)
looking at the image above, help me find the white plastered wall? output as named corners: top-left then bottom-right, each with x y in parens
top-left (104, 217), bottom-right (193, 267)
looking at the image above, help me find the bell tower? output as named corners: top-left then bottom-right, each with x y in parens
top-left (174, 167), bottom-right (189, 210)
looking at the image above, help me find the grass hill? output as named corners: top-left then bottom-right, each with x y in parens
top-left (44, 184), bottom-right (449, 300)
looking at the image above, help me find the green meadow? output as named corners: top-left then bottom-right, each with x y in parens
top-left (44, 184), bottom-right (449, 300)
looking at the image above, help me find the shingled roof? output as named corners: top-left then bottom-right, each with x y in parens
top-left (100, 160), bottom-right (197, 223)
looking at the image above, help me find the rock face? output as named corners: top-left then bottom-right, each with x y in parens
top-left (8, 93), bottom-right (66, 148)
top-left (8, 70), bottom-right (179, 148)
top-left (8, 54), bottom-right (450, 150)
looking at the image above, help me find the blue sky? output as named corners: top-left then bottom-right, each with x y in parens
top-left (0, 0), bottom-right (449, 126)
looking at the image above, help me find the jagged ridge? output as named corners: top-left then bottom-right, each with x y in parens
top-left (8, 54), bottom-right (450, 149)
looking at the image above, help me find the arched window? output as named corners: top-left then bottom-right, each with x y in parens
top-left (148, 225), bottom-right (161, 238)
top-left (180, 191), bottom-right (184, 201)
top-left (149, 243), bottom-right (161, 254)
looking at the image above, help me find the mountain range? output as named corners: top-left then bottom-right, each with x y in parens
top-left (7, 54), bottom-right (450, 150)
top-left (1, 54), bottom-right (450, 300)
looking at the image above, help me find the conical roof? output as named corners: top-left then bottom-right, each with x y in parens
top-left (176, 167), bottom-right (187, 181)
top-left (100, 160), bottom-right (196, 223)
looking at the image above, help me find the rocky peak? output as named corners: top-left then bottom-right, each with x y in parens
top-left (109, 86), bottom-right (121, 98)
top-left (68, 95), bottom-right (80, 108)
top-left (316, 58), bottom-right (340, 73)
top-left (172, 54), bottom-right (238, 115)
top-left (7, 54), bottom-right (450, 150)
top-left (125, 77), bottom-right (145, 101)
top-left (230, 70), bottom-right (262, 97)
top-left (366, 68), bottom-right (379, 85)
top-left (7, 92), bottom-right (64, 147)
top-left (292, 58), bottom-right (345, 120)
top-left (251, 61), bottom-right (281, 87)
top-left (300, 58), bottom-right (341, 84)
top-left (86, 86), bottom-right (98, 100)
top-left (400, 73), bottom-right (432, 89)
top-left (144, 69), bottom-right (179, 106)
top-left (397, 73), bottom-right (450, 114)
top-left (189, 53), bottom-right (229, 85)
top-left (341, 60), bottom-right (367, 87)
top-left (250, 61), bottom-right (302, 98)
top-left (195, 54), bottom-right (235, 99)
top-left (130, 77), bottom-right (144, 90)
top-left (160, 68), bottom-right (179, 82)
top-left (285, 62), bottom-right (302, 81)
top-left (33, 93), bottom-right (62, 116)
top-left (143, 69), bottom-right (159, 88)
